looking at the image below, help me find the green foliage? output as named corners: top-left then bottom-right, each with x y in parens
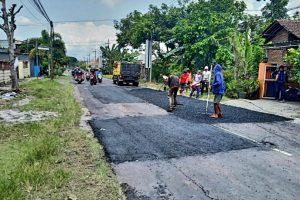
top-left (100, 44), bottom-right (139, 74)
top-left (285, 47), bottom-right (300, 83)
top-left (226, 80), bottom-right (239, 98)
top-left (262, 0), bottom-right (289, 22)
top-left (18, 30), bottom-right (68, 75)
top-left (0, 79), bottom-right (123, 199)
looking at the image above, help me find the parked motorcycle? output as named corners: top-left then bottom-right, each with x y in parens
top-left (285, 87), bottom-right (300, 101)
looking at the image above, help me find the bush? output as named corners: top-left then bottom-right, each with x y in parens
top-left (225, 79), bottom-right (259, 99)
top-left (226, 80), bottom-right (239, 98)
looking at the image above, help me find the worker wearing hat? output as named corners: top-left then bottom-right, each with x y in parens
top-left (201, 66), bottom-right (211, 95)
top-left (163, 73), bottom-right (179, 112)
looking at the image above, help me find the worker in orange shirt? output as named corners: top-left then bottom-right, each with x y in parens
top-left (179, 69), bottom-right (189, 95)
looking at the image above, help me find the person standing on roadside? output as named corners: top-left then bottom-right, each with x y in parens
top-left (179, 69), bottom-right (189, 95)
top-left (186, 68), bottom-right (192, 93)
top-left (163, 74), bottom-right (179, 112)
top-left (210, 64), bottom-right (225, 118)
top-left (190, 70), bottom-right (202, 98)
top-left (201, 66), bottom-right (211, 95)
top-left (275, 65), bottom-right (288, 102)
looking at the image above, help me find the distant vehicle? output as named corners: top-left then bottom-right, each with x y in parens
top-left (96, 70), bottom-right (103, 83)
top-left (74, 70), bottom-right (84, 84)
top-left (89, 68), bottom-right (97, 85)
top-left (112, 62), bottom-right (141, 86)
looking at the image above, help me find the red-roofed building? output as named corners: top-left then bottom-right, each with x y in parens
top-left (258, 20), bottom-right (300, 98)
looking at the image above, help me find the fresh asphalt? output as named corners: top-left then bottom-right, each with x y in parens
top-left (77, 79), bottom-right (300, 200)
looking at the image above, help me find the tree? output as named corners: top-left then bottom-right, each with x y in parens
top-left (100, 44), bottom-right (138, 74)
top-left (285, 47), bottom-right (300, 83)
top-left (18, 30), bottom-right (68, 76)
top-left (0, 0), bottom-right (22, 90)
top-left (262, 0), bottom-right (289, 22)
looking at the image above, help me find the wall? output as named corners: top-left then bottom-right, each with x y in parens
top-left (0, 61), bottom-right (10, 85)
top-left (266, 49), bottom-right (287, 66)
top-left (271, 29), bottom-right (289, 43)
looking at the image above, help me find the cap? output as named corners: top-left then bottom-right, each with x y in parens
top-left (204, 66), bottom-right (209, 70)
top-left (197, 70), bottom-right (201, 73)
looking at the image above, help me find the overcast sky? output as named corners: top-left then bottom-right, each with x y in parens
top-left (1, 0), bottom-right (299, 60)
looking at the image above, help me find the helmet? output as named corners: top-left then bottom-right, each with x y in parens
top-left (204, 66), bottom-right (209, 70)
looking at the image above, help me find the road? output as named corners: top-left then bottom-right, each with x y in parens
top-left (77, 79), bottom-right (300, 200)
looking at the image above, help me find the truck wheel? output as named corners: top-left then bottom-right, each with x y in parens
top-left (117, 77), bottom-right (123, 86)
top-left (133, 82), bottom-right (139, 87)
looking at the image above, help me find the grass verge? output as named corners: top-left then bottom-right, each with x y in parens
top-left (103, 75), bottom-right (113, 79)
top-left (0, 79), bottom-right (124, 200)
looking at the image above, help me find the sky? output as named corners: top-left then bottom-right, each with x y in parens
top-left (1, 0), bottom-right (299, 60)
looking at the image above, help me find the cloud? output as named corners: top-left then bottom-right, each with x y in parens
top-left (100, 0), bottom-right (120, 8)
top-left (16, 16), bottom-right (36, 25)
top-left (55, 22), bottom-right (117, 59)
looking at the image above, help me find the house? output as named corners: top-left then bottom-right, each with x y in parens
top-left (258, 20), bottom-right (300, 98)
top-left (0, 51), bottom-right (31, 85)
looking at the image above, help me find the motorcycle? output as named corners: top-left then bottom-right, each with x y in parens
top-left (90, 73), bottom-right (97, 85)
top-left (75, 73), bottom-right (84, 84)
top-left (285, 87), bottom-right (300, 101)
top-left (97, 72), bottom-right (103, 83)
top-left (85, 72), bottom-right (90, 81)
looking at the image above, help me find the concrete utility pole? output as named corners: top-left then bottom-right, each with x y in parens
top-left (145, 39), bottom-right (153, 82)
top-left (93, 49), bottom-right (97, 67)
top-left (99, 49), bottom-right (103, 69)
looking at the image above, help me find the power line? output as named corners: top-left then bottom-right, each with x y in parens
top-left (54, 19), bottom-right (117, 23)
top-left (18, 0), bottom-right (43, 24)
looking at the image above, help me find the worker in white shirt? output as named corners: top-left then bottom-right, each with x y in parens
top-left (201, 66), bottom-right (211, 95)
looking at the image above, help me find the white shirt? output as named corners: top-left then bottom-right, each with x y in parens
top-left (202, 70), bottom-right (211, 81)
top-left (194, 74), bottom-right (202, 83)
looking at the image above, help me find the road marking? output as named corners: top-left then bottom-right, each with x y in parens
top-left (212, 125), bottom-right (260, 144)
top-left (273, 148), bottom-right (293, 157)
top-left (213, 125), bottom-right (293, 157)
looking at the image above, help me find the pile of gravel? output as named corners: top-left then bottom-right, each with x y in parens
top-left (129, 88), bottom-right (291, 124)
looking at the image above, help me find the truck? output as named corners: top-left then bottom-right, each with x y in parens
top-left (112, 62), bottom-right (141, 86)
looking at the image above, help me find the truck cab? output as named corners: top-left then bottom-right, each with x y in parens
top-left (112, 62), bottom-right (141, 86)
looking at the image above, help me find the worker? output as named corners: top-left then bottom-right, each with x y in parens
top-left (179, 69), bottom-right (189, 95)
top-left (210, 64), bottom-right (225, 118)
top-left (190, 70), bottom-right (202, 98)
top-left (201, 66), bottom-right (211, 95)
top-left (163, 74), bottom-right (179, 112)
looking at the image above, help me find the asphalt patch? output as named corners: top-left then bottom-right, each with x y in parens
top-left (90, 115), bottom-right (258, 164)
top-left (88, 86), bottom-right (144, 104)
top-left (129, 88), bottom-right (291, 124)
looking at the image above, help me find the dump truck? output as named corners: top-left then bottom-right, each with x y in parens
top-left (112, 62), bottom-right (141, 86)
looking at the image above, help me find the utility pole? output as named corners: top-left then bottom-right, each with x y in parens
top-left (49, 21), bottom-right (54, 79)
top-left (88, 54), bottom-right (91, 66)
top-left (145, 39), bottom-right (153, 82)
top-left (106, 39), bottom-right (110, 47)
top-left (93, 49), bottom-right (97, 67)
top-left (36, 40), bottom-right (39, 68)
